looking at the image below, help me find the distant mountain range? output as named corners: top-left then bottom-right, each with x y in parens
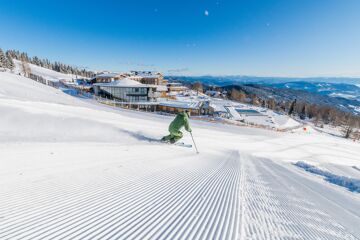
top-left (266, 81), bottom-right (360, 102)
top-left (166, 75), bottom-right (360, 86)
top-left (166, 76), bottom-right (360, 115)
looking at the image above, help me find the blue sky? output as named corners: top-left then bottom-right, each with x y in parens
top-left (0, 0), bottom-right (359, 76)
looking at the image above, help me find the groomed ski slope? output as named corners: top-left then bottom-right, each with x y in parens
top-left (1, 72), bottom-right (360, 240)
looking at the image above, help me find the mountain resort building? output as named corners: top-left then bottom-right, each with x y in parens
top-left (91, 72), bottom-right (125, 83)
top-left (128, 71), bottom-right (166, 85)
top-left (93, 78), bottom-right (161, 102)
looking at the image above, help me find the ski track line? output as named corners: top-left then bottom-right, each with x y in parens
top-left (263, 158), bottom-right (360, 238)
top-left (2, 149), bottom-right (359, 240)
top-left (107, 158), bottom-right (229, 239)
top-left (0, 163), bottom-right (201, 239)
top-left (239, 154), bottom-right (360, 240)
top-left (81, 152), bottom-right (239, 240)
top-left (0, 165), bottom-right (181, 236)
top-left (155, 152), bottom-right (238, 240)
top-left (31, 167), bottom-right (200, 240)
top-left (0, 154), bottom-right (198, 237)
top-left (103, 159), bottom-right (230, 240)
top-left (7, 169), bottom-right (188, 240)
top-left (0, 156), bottom-right (164, 211)
top-left (0, 171), bottom-right (151, 218)
top-left (64, 158), bottom-right (221, 240)
top-left (0, 151), bottom-right (192, 222)
top-left (0, 151), bottom-right (243, 240)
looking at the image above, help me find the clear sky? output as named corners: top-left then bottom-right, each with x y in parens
top-left (0, 0), bottom-right (359, 76)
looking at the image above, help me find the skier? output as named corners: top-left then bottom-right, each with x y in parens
top-left (161, 110), bottom-right (192, 144)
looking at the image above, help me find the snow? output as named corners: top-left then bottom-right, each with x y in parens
top-left (224, 106), bottom-right (242, 120)
top-left (349, 104), bottom-right (360, 113)
top-left (329, 92), bottom-right (357, 100)
top-left (95, 78), bottom-right (143, 87)
top-left (159, 100), bottom-right (202, 109)
top-left (206, 97), bottom-right (301, 130)
top-left (1, 71), bottom-right (360, 239)
top-left (156, 85), bottom-right (168, 91)
top-left (96, 72), bottom-right (120, 78)
top-left (294, 161), bottom-right (360, 192)
top-left (209, 102), bottom-right (227, 112)
top-left (0, 72), bottom-right (81, 104)
top-left (13, 59), bottom-right (78, 82)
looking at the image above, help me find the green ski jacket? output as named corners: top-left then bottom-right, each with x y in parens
top-left (169, 112), bottom-right (192, 133)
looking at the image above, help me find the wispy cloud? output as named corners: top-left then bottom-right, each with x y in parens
top-left (167, 68), bottom-right (189, 74)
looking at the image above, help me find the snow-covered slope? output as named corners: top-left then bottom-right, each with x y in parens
top-left (13, 59), bottom-right (78, 82)
top-left (1, 72), bottom-right (360, 239)
top-left (0, 71), bottom-right (78, 103)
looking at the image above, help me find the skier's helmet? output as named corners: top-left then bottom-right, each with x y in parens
top-left (185, 109), bottom-right (190, 117)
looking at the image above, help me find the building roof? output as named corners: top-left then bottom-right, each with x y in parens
top-left (96, 73), bottom-right (120, 78)
top-left (169, 86), bottom-right (188, 91)
top-left (156, 85), bottom-right (168, 91)
top-left (159, 100), bottom-right (202, 109)
top-left (129, 75), bottom-right (160, 80)
top-left (209, 103), bottom-right (227, 112)
top-left (167, 82), bottom-right (183, 86)
top-left (129, 71), bottom-right (161, 79)
top-left (94, 78), bottom-right (169, 92)
top-left (94, 78), bottom-right (146, 88)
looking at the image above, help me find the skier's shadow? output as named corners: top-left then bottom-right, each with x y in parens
top-left (119, 129), bottom-right (161, 143)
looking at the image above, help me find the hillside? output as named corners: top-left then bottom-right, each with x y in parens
top-left (1, 72), bottom-right (360, 239)
top-left (223, 84), bottom-right (360, 115)
top-left (13, 59), bottom-right (79, 82)
top-left (170, 76), bottom-right (360, 115)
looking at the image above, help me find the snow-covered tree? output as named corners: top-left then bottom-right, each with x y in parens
top-left (21, 59), bottom-right (31, 77)
top-left (5, 52), bottom-right (15, 70)
top-left (3, 48), bottom-right (95, 77)
top-left (0, 48), bottom-right (7, 69)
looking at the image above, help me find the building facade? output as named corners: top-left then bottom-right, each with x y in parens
top-left (93, 79), bottom-right (159, 102)
top-left (92, 72), bottom-right (124, 83)
top-left (128, 71), bottom-right (166, 85)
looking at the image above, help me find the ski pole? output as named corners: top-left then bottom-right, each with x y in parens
top-left (190, 132), bottom-right (199, 154)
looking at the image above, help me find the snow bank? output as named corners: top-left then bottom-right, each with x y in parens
top-left (291, 125), bottom-right (317, 134)
top-left (294, 161), bottom-right (360, 193)
top-left (276, 117), bottom-right (300, 129)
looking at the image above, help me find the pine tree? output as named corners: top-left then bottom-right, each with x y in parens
top-left (288, 99), bottom-right (297, 115)
top-left (5, 52), bottom-right (15, 70)
top-left (2, 48), bottom-right (95, 77)
top-left (261, 99), bottom-right (266, 108)
top-left (0, 48), bottom-right (7, 69)
top-left (267, 98), bottom-right (276, 110)
top-left (21, 59), bottom-right (31, 77)
top-left (300, 105), bottom-right (306, 120)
